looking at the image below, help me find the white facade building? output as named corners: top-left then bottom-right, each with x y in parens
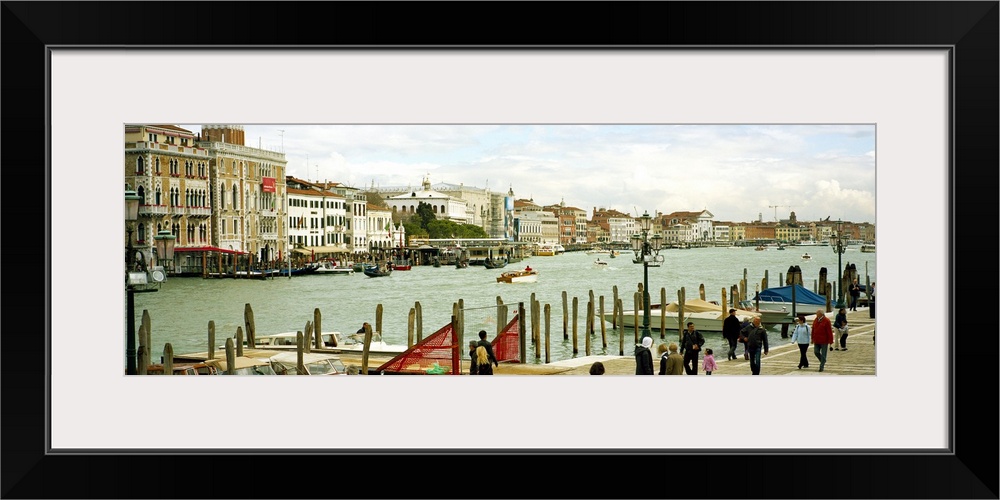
top-left (386, 176), bottom-right (469, 224)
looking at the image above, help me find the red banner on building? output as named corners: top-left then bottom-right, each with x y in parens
top-left (262, 177), bottom-right (276, 193)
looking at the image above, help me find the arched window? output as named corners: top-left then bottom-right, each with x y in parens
top-left (232, 185), bottom-right (239, 209)
top-left (136, 186), bottom-right (146, 205)
top-left (440, 205), bottom-right (445, 214)
top-left (155, 187), bottom-right (161, 205)
top-left (136, 223), bottom-right (145, 243)
top-left (433, 205), bottom-right (438, 213)
top-left (136, 156), bottom-right (144, 174)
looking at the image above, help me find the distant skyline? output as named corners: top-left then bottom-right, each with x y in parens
top-left (179, 124), bottom-right (876, 223)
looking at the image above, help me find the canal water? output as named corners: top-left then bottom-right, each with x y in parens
top-left (129, 245), bottom-right (875, 365)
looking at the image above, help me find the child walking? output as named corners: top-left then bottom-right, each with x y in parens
top-left (702, 348), bottom-right (718, 375)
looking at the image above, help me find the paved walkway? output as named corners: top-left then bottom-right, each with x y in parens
top-left (519, 307), bottom-right (876, 376)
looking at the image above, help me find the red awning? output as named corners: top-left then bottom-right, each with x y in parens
top-left (174, 246), bottom-right (248, 255)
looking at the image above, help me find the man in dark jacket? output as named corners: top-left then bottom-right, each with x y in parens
top-left (680, 322), bottom-right (706, 375)
top-left (477, 330), bottom-right (499, 367)
top-left (740, 317), bottom-right (769, 375)
top-left (634, 336), bottom-right (654, 375)
top-left (722, 308), bottom-right (742, 360)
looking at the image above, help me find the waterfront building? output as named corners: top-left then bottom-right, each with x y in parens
top-left (712, 223), bottom-right (732, 243)
top-left (385, 176), bottom-right (469, 225)
top-left (543, 199), bottom-right (588, 245)
top-left (284, 176), bottom-right (349, 259)
top-left (195, 125), bottom-right (287, 264)
top-left (367, 203), bottom-right (394, 252)
top-left (662, 210), bottom-right (715, 244)
top-left (376, 175), bottom-right (502, 236)
top-left (590, 207), bottom-right (632, 245)
top-left (310, 181), bottom-right (367, 254)
top-left (125, 125), bottom-right (214, 273)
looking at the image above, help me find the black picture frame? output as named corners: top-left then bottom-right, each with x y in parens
top-left (3, 2), bottom-right (996, 498)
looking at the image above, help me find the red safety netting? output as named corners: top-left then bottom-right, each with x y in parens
top-left (492, 314), bottom-right (521, 363)
top-left (376, 322), bottom-right (459, 374)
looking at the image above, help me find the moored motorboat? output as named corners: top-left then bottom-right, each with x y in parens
top-left (313, 261), bottom-right (355, 275)
top-left (254, 331), bottom-right (409, 356)
top-left (860, 243), bottom-right (876, 253)
top-left (593, 258), bottom-right (609, 268)
top-left (600, 298), bottom-right (766, 333)
top-left (740, 284), bottom-right (830, 321)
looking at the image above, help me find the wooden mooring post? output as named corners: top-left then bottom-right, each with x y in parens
top-left (599, 295), bottom-right (607, 348)
top-left (633, 291), bottom-right (640, 343)
top-left (163, 343), bottom-right (173, 375)
top-left (415, 301), bottom-right (423, 342)
top-left (407, 308), bottom-right (415, 347)
top-left (562, 291), bottom-right (569, 340)
top-left (572, 296), bottom-right (579, 354)
top-left (585, 300), bottom-right (593, 356)
top-left (244, 303), bottom-right (256, 347)
top-left (616, 298), bottom-right (625, 356)
top-left (207, 320), bottom-right (215, 360)
top-left (518, 302), bottom-right (527, 363)
top-left (313, 308), bottom-right (323, 349)
top-left (659, 287), bottom-right (667, 339)
top-left (225, 338), bottom-right (236, 375)
top-left (543, 304), bottom-right (551, 363)
top-left (235, 327), bottom-right (244, 357)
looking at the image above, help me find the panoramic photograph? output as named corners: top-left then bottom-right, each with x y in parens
top-left (123, 123), bottom-right (876, 376)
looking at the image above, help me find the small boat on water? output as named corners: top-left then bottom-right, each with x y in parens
top-left (740, 284), bottom-right (830, 321)
top-left (363, 264), bottom-right (392, 277)
top-left (593, 258), bottom-right (609, 268)
top-left (313, 261), bottom-right (355, 275)
top-left (483, 257), bottom-right (508, 269)
top-left (275, 264), bottom-right (319, 277)
top-left (801, 252), bottom-right (812, 260)
top-left (535, 244), bottom-right (557, 256)
top-left (255, 331), bottom-right (409, 356)
top-left (455, 259), bottom-right (469, 269)
top-left (390, 258), bottom-right (412, 271)
top-left (860, 243), bottom-right (876, 253)
top-left (754, 245), bottom-right (767, 251)
top-left (496, 268), bottom-right (538, 283)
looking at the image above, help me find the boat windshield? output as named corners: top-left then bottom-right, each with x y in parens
top-left (306, 360), bottom-right (340, 375)
top-left (231, 365), bottom-right (277, 375)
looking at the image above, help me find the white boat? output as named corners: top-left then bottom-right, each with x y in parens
top-left (496, 268), bottom-right (539, 283)
top-left (860, 243), bottom-right (876, 253)
top-left (593, 258), bottom-right (609, 268)
top-left (553, 244), bottom-right (566, 254)
top-left (268, 351), bottom-right (349, 375)
top-left (599, 298), bottom-right (771, 333)
top-left (254, 331), bottom-right (409, 355)
top-left (313, 261), bottom-right (355, 275)
top-left (801, 252), bottom-right (812, 260)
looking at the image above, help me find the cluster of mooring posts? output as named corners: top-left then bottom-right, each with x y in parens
top-left (134, 264), bottom-right (872, 373)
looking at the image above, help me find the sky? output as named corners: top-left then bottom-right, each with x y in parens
top-left (179, 124), bottom-right (876, 224)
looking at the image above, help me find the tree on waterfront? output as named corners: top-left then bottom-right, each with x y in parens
top-left (426, 219), bottom-right (487, 239)
top-left (415, 202), bottom-right (436, 227)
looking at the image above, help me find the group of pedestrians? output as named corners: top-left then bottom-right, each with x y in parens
top-left (468, 330), bottom-right (500, 375)
top-left (633, 322), bottom-right (718, 375)
top-left (628, 307), bottom-right (851, 375)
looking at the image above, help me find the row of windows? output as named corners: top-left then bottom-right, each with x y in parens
top-left (135, 157), bottom-right (207, 177)
top-left (289, 198), bottom-right (344, 210)
top-left (147, 134), bottom-right (190, 146)
top-left (392, 205), bottom-right (447, 214)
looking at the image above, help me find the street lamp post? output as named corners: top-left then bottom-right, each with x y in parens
top-left (631, 211), bottom-right (664, 340)
top-left (124, 190), bottom-right (142, 375)
top-left (125, 189), bottom-right (162, 375)
top-left (832, 218), bottom-right (847, 308)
